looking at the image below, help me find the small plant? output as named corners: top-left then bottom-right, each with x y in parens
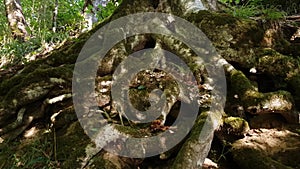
top-left (219, 0), bottom-right (286, 20)
top-left (231, 4), bottom-right (260, 18)
top-left (14, 136), bottom-right (58, 169)
top-left (217, 142), bottom-right (231, 162)
top-left (261, 7), bottom-right (286, 20)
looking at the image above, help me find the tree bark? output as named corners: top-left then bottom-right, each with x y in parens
top-left (4, 0), bottom-right (29, 41)
top-left (82, 0), bottom-right (105, 31)
top-left (52, 0), bottom-right (58, 32)
top-left (0, 0), bottom-right (299, 168)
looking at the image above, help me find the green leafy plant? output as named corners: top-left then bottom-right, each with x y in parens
top-left (220, 0), bottom-right (286, 20)
top-left (261, 7), bottom-right (286, 20)
top-left (231, 5), bottom-right (260, 18)
top-left (97, 0), bottom-right (122, 20)
top-left (219, 0), bottom-right (241, 5)
top-left (0, 38), bottom-right (40, 64)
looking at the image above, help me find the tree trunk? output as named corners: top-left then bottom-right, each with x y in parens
top-left (82, 0), bottom-right (105, 32)
top-left (4, 0), bottom-right (29, 41)
top-left (0, 0), bottom-right (299, 168)
top-left (52, 0), bottom-right (58, 33)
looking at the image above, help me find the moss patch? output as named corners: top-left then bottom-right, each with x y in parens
top-left (223, 117), bottom-right (249, 135)
top-left (56, 122), bottom-right (91, 168)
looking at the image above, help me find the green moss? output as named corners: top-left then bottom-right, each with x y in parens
top-left (57, 122), bottom-right (91, 168)
top-left (187, 11), bottom-right (239, 26)
top-left (1, 65), bottom-right (73, 107)
top-left (0, 64), bottom-right (72, 95)
top-left (23, 61), bottom-right (52, 74)
top-left (230, 70), bottom-right (258, 95)
top-left (187, 10), bottom-right (264, 63)
top-left (172, 112), bottom-right (208, 168)
top-left (115, 124), bottom-right (150, 138)
top-left (98, 75), bottom-right (112, 81)
top-left (223, 117), bottom-right (249, 135)
top-left (259, 48), bottom-right (278, 56)
top-left (172, 110), bottom-right (223, 169)
top-left (257, 48), bottom-right (299, 77)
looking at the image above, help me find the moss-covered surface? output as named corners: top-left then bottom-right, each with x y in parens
top-left (172, 111), bottom-right (223, 169)
top-left (0, 0), bottom-right (300, 168)
top-left (172, 112), bottom-right (209, 169)
top-left (114, 124), bottom-right (152, 138)
top-left (226, 67), bottom-right (297, 123)
top-left (223, 117), bottom-right (249, 136)
top-left (55, 122), bottom-right (91, 168)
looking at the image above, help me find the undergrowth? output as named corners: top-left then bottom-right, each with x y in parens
top-left (219, 0), bottom-right (287, 20)
top-left (0, 0), bottom-right (121, 70)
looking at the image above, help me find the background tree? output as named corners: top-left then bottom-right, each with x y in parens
top-left (82, 0), bottom-right (119, 31)
top-left (52, 0), bottom-right (59, 33)
top-left (0, 0), bottom-right (120, 67)
top-left (4, 0), bottom-right (29, 41)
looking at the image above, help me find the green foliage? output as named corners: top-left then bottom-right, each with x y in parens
top-left (261, 7), bottom-right (286, 20)
top-left (231, 5), bottom-right (260, 18)
top-left (219, 0), bottom-right (242, 5)
top-left (257, 0), bottom-right (300, 15)
top-left (220, 0), bottom-right (286, 20)
top-left (0, 134), bottom-right (59, 169)
top-left (0, 38), bottom-right (40, 67)
top-left (0, 0), bottom-right (120, 68)
top-left (0, 2), bottom-right (10, 42)
top-left (56, 0), bottom-right (85, 32)
top-left (97, 0), bottom-right (122, 19)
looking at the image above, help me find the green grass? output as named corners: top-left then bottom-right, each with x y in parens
top-left (219, 0), bottom-right (286, 20)
top-left (0, 132), bottom-right (59, 169)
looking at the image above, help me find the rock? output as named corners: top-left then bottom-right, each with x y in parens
top-left (231, 128), bottom-right (300, 169)
top-left (223, 117), bottom-right (250, 136)
top-left (216, 117), bottom-right (250, 142)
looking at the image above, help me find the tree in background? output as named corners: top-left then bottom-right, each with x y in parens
top-left (52, 0), bottom-right (59, 33)
top-left (0, 0), bottom-right (120, 67)
top-left (82, 0), bottom-right (120, 32)
top-left (4, 0), bottom-right (29, 41)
